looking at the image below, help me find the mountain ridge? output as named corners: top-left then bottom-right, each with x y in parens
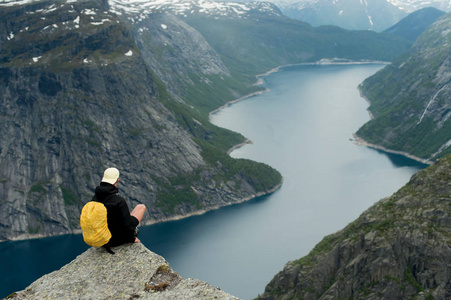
top-left (383, 7), bottom-right (446, 41)
top-left (272, 0), bottom-right (450, 31)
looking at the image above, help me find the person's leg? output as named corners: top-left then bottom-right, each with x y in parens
top-left (131, 204), bottom-right (146, 223)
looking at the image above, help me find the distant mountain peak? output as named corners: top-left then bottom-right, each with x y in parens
top-left (272, 0), bottom-right (451, 12)
top-left (269, 0), bottom-right (450, 31)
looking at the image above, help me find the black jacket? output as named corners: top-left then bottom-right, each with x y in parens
top-left (92, 182), bottom-right (138, 247)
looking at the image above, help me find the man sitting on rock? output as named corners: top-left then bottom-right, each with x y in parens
top-left (93, 167), bottom-right (146, 247)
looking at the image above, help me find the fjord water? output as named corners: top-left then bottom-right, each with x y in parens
top-left (0, 64), bottom-right (426, 299)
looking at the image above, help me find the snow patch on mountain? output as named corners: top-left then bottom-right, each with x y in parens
top-left (385, 0), bottom-right (451, 12)
top-left (109, 0), bottom-right (281, 18)
top-left (1, 0), bottom-right (282, 19)
top-left (0, 0), bottom-right (39, 6)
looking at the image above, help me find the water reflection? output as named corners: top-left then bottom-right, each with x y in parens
top-left (374, 149), bottom-right (429, 168)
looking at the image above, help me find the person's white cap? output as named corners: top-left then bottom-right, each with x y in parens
top-left (101, 167), bottom-right (120, 185)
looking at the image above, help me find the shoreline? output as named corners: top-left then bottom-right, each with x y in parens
top-left (226, 138), bottom-right (253, 155)
top-left (209, 58), bottom-right (389, 154)
top-left (138, 62), bottom-right (296, 231)
top-left (141, 62), bottom-right (303, 232)
top-left (208, 88), bottom-right (269, 120)
top-left (141, 178), bottom-right (284, 228)
top-left (352, 134), bottom-right (433, 165)
top-left (4, 179), bottom-right (285, 243)
top-left (356, 87), bottom-right (433, 166)
top-left (210, 59), bottom-right (389, 120)
top-left (358, 87), bottom-right (375, 119)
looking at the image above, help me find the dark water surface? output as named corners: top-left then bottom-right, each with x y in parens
top-left (0, 64), bottom-right (426, 299)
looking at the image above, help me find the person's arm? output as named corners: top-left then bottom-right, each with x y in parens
top-left (117, 199), bottom-right (139, 232)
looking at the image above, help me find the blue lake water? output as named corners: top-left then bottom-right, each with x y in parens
top-left (0, 64), bottom-right (426, 299)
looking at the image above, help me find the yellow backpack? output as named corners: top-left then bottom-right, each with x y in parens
top-left (80, 201), bottom-right (112, 247)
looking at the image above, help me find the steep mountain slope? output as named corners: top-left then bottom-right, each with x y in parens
top-left (112, 0), bottom-right (411, 112)
top-left (0, 0), bottom-right (282, 241)
top-left (0, 0), bottom-right (412, 241)
top-left (257, 154), bottom-right (451, 300)
top-left (356, 12), bottom-right (451, 163)
top-left (184, 13), bottom-right (410, 74)
top-left (384, 7), bottom-right (446, 41)
top-left (275, 0), bottom-right (451, 31)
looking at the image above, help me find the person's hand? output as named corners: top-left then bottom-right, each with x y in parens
top-left (134, 237), bottom-right (141, 243)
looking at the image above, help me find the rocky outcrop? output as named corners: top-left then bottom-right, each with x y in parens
top-left (7, 243), bottom-right (240, 299)
top-left (257, 154), bottom-right (451, 300)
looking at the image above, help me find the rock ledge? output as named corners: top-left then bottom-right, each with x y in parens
top-left (8, 243), bottom-right (240, 300)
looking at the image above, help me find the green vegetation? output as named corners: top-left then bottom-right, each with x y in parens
top-left (61, 187), bottom-right (80, 205)
top-left (292, 233), bottom-right (342, 268)
top-left (29, 182), bottom-right (49, 204)
top-left (384, 8), bottom-right (446, 41)
top-left (404, 267), bottom-right (423, 292)
top-left (160, 84), bottom-right (245, 152)
top-left (197, 138), bottom-right (282, 192)
top-left (260, 154), bottom-right (451, 300)
top-left (155, 173), bottom-right (202, 214)
top-left (357, 21), bottom-right (451, 160)
top-left (186, 15), bottom-right (411, 75)
top-left (152, 74), bottom-right (282, 214)
top-left (149, 11), bottom-right (409, 217)
top-left (30, 182), bottom-right (46, 194)
top-left (0, 6), bottom-right (132, 70)
top-left (148, 12), bottom-right (411, 216)
top-left (183, 73), bottom-right (263, 116)
top-left (28, 225), bottom-right (41, 234)
top-left (0, 0), bottom-right (420, 243)
top-left (154, 137), bottom-right (283, 214)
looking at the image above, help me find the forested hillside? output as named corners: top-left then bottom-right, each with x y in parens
top-left (356, 12), bottom-right (451, 163)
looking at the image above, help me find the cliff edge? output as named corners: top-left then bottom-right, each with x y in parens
top-left (7, 243), bottom-right (239, 300)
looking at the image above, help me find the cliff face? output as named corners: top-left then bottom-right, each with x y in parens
top-left (356, 12), bottom-right (451, 162)
top-left (0, 0), bottom-right (282, 241)
top-left (8, 243), bottom-right (240, 300)
top-left (257, 154), bottom-right (451, 300)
